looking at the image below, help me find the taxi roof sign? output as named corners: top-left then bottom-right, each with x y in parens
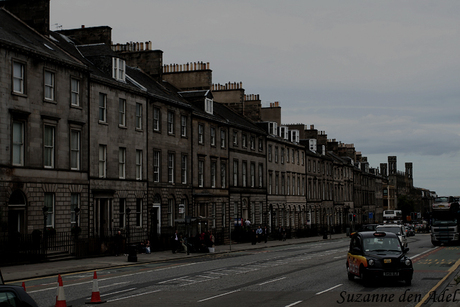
top-left (373, 232), bottom-right (387, 237)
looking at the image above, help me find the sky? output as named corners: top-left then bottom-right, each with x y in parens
top-left (50, 0), bottom-right (460, 196)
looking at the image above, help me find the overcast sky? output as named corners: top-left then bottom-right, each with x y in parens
top-left (51, 0), bottom-right (460, 196)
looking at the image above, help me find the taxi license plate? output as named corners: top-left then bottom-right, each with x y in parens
top-left (383, 272), bottom-right (399, 277)
top-left (384, 259), bottom-right (392, 264)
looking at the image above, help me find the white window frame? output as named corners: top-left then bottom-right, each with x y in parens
top-left (198, 124), bottom-right (204, 144)
top-left (153, 107), bottom-right (160, 131)
top-left (181, 155), bottom-right (187, 184)
top-left (99, 145), bottom-right (107, 178)
top-left (210, 127), bottom-right (216, 146)
top-left (99, 93), bottom-right (107, 123)
top-left (168, 153), bottom-right (175, 183)
top-left (44, 193), bottom-right (55, 228)
top-left (44, 71), bottom-right (55, 101)
top-left (112, 57), bottom-right (126, 81)
top-left (220, 129), bottom-right (226, 148)
top-left (242, 161), bottom-right (247, 187)
top-left (180, 115), bottom-right (187, 137)
top-left (136, 150), bottom-right (143, 180)
top-left (136, 199), bottom-right (142, 227)
top-left (205, 98), bottom-right (213, 114)
top-left (119, 147), bottom-right (126, 179)
top-left (70, 129), bottom-right (81, 170)
top-left (233, 160), bottom-right (238, 187)
top-left (71, 193), bottom-right (80, 227)
top-left (71, 78), bottom-right (80, 106)
top-left (168, 198), bottom-right (174, 227)
top-left (258, 164), bottom-right (263, 188)
top-left (221, 162), bottom-right (226, 188)
top-left (167, 111), bottom-right (174, 134)
top-left (13, 61), bottom-right (25, 94)
top-left (44, 125), bottom-right (55, 168)
top-left (12, 121), bottom-right (24, 166)
top-left (153, 151), bottom-right (160, 182)
top-left (198, 160), bottom-right (204, 187)
top-left (136, 103), bottom-right (143, 130)
top-left (250, 162), bottom-right (255, 187)
top-left (119, 98), bottom-right (126, 127)
top-left (211, 161), bottom-right (216, 188)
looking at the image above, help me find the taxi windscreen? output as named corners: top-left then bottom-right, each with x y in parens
top-left (363, 237), bottom-right (402, 252)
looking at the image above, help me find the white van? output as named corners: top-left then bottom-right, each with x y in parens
top-left (376, 224), bottom-right (408, 248)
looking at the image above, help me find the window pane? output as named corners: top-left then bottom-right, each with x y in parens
top-left (70, 130), bottom-right (80, 170)
top-left (71, 78), bottom-right (79, 105)
top-left (44, 126), bottom-right (54, 167)
top-left (12, 121), bottom-right (24, 165)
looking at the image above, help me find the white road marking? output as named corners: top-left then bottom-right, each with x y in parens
top-left (98, 287), bottom-right (136, 297)
top-left (258, 277), bottom-right (286, 286)
top-left (410, 247), bottom-right (438, 259)
top-left (315, 283), bottom-right (343, 295)
top-left (107, 289), bottom-right (162, 302)
top-left (285, 301), bottom-right (303, 307)
top-left (197, 289), bottom-right (241, 302)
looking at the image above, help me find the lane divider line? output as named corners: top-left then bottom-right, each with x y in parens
top-left (258, 277), bottom-right (286, 286)
top-left (285, 300), bottom-right (302, 307)
top-left (316, 283), bottom-right (343, 295)
top-left (197, 289), bottom-right (241, 302)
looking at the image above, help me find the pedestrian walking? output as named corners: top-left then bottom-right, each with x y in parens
top-left (256, 226), bottom-right (263, 243)
top-left (171, 230), bottom-right (179, 253)
top-left (264, 225), bottom-right (269, 243)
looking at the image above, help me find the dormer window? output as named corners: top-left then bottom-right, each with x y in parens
top-left (112, 58), bottom-right (126, 81)
top-left (268, 122), bottom-right (277, 136)
top-left (205, 98), bottom-right (213, 114)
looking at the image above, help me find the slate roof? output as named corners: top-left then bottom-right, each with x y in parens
top-left (0, 8), bottom-right (84, 68)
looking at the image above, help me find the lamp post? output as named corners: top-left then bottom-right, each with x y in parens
top-left (73, 207), bottom-right (80, 236)
top-left (42, 206), bottom-right (48, 254)
top-left (150, 207), bottom-right (155, 242)
top-left (126, 207), bottom-right (131, 245)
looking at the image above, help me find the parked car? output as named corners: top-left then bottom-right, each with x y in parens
top-left (0, 285), bottom-right (39, 307)
top-left (346, 231), bottom-right (413, 285)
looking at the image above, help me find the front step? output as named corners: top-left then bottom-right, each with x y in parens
top-left (46, 250), bottom-right (76, 262)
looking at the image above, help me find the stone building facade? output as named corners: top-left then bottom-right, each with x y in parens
top-left (0, 1), bottom-right (434, 255)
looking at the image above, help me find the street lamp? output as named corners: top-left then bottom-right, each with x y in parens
top-left (126, 207), bottom-right (131, 244)
top-left (42, 205), bottom-right (48, 253)
top-left (42, 206), bottom-right (48, 234)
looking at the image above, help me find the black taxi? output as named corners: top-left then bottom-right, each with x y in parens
top-left (346, 231), bottom-right (413, 285)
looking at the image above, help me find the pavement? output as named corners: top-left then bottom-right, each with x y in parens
top-left (0, 233), bottom-right (347, 283)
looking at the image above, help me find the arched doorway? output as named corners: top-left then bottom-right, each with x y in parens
top-left (8, 190), bottom-right (27, 235)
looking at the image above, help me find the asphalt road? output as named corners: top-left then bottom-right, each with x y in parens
top-left (17, 233), bottom-right (460, 307)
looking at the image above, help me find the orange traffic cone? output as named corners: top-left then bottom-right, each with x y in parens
top-left (22, 282), bottom-right (26, 292)
top-left (86, 271), bottom-right (106, 304)
top-left (55, 275), bottom-right (67, 307)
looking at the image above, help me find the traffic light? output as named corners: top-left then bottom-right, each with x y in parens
top-left (348, 213), bottom-right (356, 222)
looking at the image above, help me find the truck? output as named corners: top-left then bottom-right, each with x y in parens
top-left (431, 196), bottom-right (460, 246)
